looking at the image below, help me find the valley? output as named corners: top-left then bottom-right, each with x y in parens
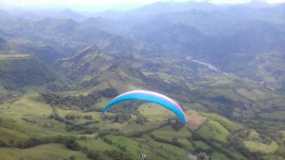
top-left (0, 1), bottom-right (285, 160)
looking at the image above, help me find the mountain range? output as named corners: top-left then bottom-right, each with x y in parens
top-left (0, 2), bottom-right (284, 160)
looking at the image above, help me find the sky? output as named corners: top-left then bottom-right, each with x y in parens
top-left (0, 0), bottom-right (284, 11)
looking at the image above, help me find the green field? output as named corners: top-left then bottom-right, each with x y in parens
top-left (0, 92), bottom-right (283, 160)
top-left (0, 143), bottom-right (89, 160)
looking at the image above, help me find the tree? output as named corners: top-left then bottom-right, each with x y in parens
top-left (64, 138), bottom-right (80, 151)
top-left (197, 152), bottom-right (209, 160)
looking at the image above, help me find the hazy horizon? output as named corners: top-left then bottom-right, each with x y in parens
top-left (1, 0), bottom-right (285, 12)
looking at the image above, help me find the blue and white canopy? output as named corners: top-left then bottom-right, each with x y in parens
top-left (102, 90), bottom-right (187, 125)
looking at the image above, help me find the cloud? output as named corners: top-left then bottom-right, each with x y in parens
top-left (266, 0), bottom-right (285, 3)
top-left (209, 0), bottom-right (251, 4)
top-left (209, 0), bottom-right (285, 4)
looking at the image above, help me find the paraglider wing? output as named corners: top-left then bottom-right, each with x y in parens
top-left (102, 90), bottom-right (187, 125)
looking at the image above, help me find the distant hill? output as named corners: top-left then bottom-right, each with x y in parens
top-left (0, 37), bottom-right (5, 50)
top-left (0, 54), bottom-right (56, 89)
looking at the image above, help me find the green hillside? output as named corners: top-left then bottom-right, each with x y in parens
top-left (0, 93), bottom-right (262, 160)
top-left (0, 54), bottom-right (56, 89)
